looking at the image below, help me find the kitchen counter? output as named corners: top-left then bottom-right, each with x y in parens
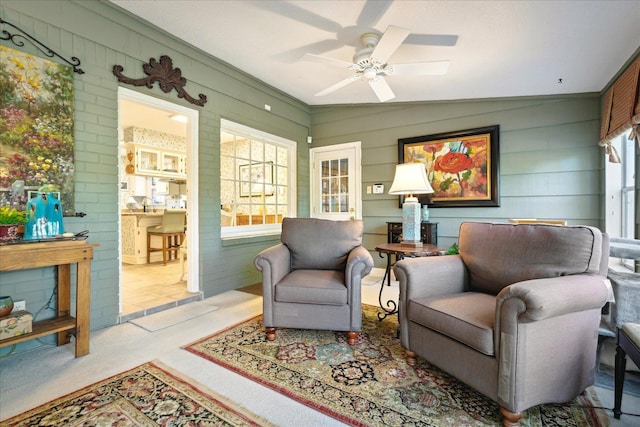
top-left (121, 213), bottom-right (163, 264)
top-left (121, 210), bottom-right (164, 216)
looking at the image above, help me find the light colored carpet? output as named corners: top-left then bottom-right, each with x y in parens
top-left (129, 298), bottom-right (219, 331)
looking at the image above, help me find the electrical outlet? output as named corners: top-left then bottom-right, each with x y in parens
top-left (12, 300), bottom-right (26, 312)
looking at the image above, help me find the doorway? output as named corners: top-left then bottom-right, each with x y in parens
top-left (117, 87), bottom-right (200, 321)
top-left (310, 141), bottom-right (363, 221)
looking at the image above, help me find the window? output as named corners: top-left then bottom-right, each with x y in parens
top-left (605, 129), bottom-right (636, 270)
top-left (621, 134), bottom-right (635, 243)
top-left (220, 119), bottom-right (296, 238)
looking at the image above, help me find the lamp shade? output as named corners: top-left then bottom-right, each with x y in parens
top-left (388, 163), bottom-right (434, 195)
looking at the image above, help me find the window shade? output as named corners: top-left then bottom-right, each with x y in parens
top-left (599, 57), bottom-right (640, 142)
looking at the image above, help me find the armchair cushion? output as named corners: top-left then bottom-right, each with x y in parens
top-left (275, 270), bottom-right (347, 305)
top-left (281, 217), bottom-right (363, 271)
top-left (409, 292), bottom-right (496, 355)
top-left (459, 222), bottom-right (602, 295)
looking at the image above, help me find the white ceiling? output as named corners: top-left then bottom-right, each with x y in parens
top-left (119, 99), bottom-right (188, 139)
top-left (111, 0), bottom-right (639, 107)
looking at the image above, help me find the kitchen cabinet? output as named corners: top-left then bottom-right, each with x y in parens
top-left (126, 144), bottom-right (186, 178)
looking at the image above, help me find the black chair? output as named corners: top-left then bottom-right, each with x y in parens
top-left (614, 323), bottom-right (640, 419)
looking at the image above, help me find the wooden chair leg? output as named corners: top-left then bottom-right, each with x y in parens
top-left (266, 327), bottom-right (276, 341)
top-left (161, 235), bottom-right (168, 265)
top-left (147, 233), bottom-right (151, 264)
top-left (499, 407), bottom-right (523, 427)
top-left (347, 331), bottom-right (358, 345)
top-left (404, 349), bottom-right (417, 366)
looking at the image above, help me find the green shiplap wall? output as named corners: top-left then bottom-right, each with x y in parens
top-left (310, 96), bottom-right (603, 266)
top-left (0, 0), bottom-right (311, 340)
top-left (1, 0), bottom-right (628, 354)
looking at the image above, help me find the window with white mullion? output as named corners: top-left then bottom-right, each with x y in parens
top-left (220, 119), bottom-right (296, 238)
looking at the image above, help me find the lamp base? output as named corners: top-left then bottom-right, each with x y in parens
top-left (402, 196), bottom-right (422, 246)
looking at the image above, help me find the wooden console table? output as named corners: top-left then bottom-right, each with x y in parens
top-left (0, 239), bottom-right (98, 357)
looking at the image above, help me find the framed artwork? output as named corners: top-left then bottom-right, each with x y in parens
top-left (0, 46), bottom-right (75, 215)
top-left (397, 125), bottom-right (500, 207)
top-left (239, 161), bottom-right (274, 197)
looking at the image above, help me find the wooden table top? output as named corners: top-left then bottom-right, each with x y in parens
top-left (374, 243), bottom-right (446, 257)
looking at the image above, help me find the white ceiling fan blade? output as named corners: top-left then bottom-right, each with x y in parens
top-left (356, 0), bottom-right (393, 27)
top-left (405, 34), bottom-right (459, 47)
top-left (369, 77), bottom-right (395, 102)
top-left (303, 53), bottom-right (353, 69)
top-left (390, 61), bottom-right (450, 76)
top-left (371, 25), bottom-right (410, 64)
top-left (315, 75), bottom-right (360, 96)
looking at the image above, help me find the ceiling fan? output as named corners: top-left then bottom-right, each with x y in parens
top-left (305, 25), bottom-right (450, 102)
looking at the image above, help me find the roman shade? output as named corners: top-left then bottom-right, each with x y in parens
top-left (598, 56), bottom-right (640, 157)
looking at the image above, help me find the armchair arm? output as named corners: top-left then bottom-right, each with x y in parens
top-left (345, 245), bottom-right (374, 289)
top-left (494, 274), bottom-right (609, 408)
top-left (253, 243), bottom-right (291, 292)
top-left (394, 255), bottom-right (468, 348)
top-left (394, 255), bottom-right (468, 302)
top-left (496, 274), bottom-right (609, 322)
top-left (495, 274), bottom-right (609, 354)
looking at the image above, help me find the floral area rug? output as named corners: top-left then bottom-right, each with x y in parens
top-left (185, 305), bottom-right (609, 427)
top-left (2, 360), bottom-right (275, 427)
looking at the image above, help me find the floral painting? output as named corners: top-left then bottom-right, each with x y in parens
top-left (398, 125), bottom-right (500, 207)
top-left (0, 46), bottom-right (75, 215)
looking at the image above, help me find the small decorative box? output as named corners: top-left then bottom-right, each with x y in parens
top-left (0, 310), bottom-right (33, 340)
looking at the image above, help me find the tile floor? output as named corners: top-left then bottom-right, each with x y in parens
top-left (120, 260), bottom-right (202, 322)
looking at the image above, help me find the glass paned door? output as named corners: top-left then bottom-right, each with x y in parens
top-left (311, 142), bottom-right (361, 221)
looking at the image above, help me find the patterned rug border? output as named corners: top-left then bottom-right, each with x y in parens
top-left (184, 306), bottom-right (610, 427)
top-left (3, 359), bottom-right (276, 427)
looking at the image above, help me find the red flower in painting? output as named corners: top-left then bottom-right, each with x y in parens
top-left (434, 152), bottom-right (473, 174)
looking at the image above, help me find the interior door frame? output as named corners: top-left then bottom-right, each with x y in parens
top-left (310, 141), bottom-right (363, 220)
top-left (117, 87), bottom-right (200, 298)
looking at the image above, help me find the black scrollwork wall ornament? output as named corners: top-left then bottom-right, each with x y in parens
top-left (113, 55), bottom-right (207, 107)
top-left (0, 17), bottom-right (84, 74)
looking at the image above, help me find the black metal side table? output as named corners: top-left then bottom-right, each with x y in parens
top-left (374, 243), bottom-right (445, 321)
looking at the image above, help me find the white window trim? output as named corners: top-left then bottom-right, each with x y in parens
top-left (220, 119), bottom-right (297, 239)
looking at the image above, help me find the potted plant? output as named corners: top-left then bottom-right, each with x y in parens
top-left (0, 206), bottom-right (28, 242)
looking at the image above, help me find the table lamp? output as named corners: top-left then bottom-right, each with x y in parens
top-left (388, 163), bottom-right (434, 247)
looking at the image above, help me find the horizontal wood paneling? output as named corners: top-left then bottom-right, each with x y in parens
top-left (311, 95), bottom-right (604, 253)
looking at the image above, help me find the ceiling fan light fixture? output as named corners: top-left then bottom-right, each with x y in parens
top-left (307, 24), bottom-right (453, 102)
top-left (363, 67), bottom-right (378, 80)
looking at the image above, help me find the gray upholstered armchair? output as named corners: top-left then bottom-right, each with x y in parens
top-left (394, 222), bottom-right (610, 427)
top-left (254, 218), bottom-right (373, 345)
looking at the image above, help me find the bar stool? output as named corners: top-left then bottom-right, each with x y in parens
top-left (614, 323), bottom-right (640, 419)
top-left (147, 209), bottom-right (186, 265)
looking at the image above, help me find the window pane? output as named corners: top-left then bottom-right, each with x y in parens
top-left (220, 120), bottom-right (296, 236)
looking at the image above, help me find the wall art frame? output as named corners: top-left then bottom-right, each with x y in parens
top-left (239, 161), bottom-right (274, 197)
top-left (397, 125), bottom-right (500, 208)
